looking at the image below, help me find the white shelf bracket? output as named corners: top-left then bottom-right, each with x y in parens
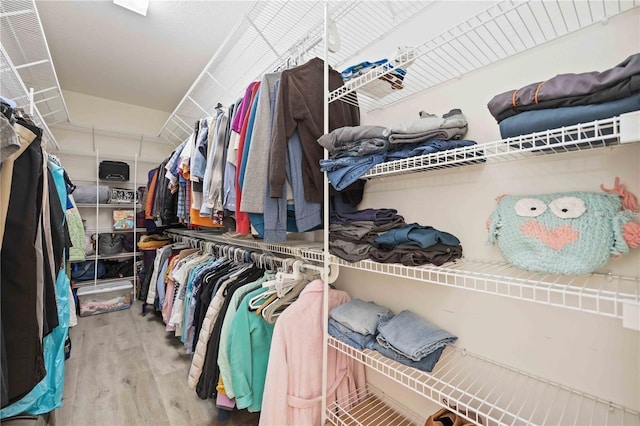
top-left (619, 111), bottom-right (640, 144)
top-left (622, 301), bottom-right (640, 331)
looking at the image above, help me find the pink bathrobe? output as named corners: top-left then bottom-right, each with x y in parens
top-left (259, 279), bottom-right (366, 426)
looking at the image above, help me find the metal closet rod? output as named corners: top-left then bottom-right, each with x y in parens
top-left (170, 233), bottom-right (338, 283)
top-left (172, 234), bottom-right (291, 267)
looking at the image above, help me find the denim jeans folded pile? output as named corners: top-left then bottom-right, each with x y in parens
top-left (317, 110), bottom-right (480, 189)
top-left (328, 299), bottom-right (394, 350)
top-left (377, 310), bottom-right (458, 360)
top-left (329, 301), bottom-right (457, 373)
top-left (331, 299), bottom-right (394, 335)
top-left (321, 154), bottom-right (385, 191)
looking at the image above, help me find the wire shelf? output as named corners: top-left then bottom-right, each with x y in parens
top-left (326, 384), bottom-right (423, 426)
top-left (329, 0), bottom-right (640, 111)
top-left (75, 203), bottom-right (141, 209)
top-left (0, 46), bottom-right (59, 149)
top-left (165, 228), bottom-right (640, 321)
top-left (360, 114), bottom-right (639, 179)
top-left (329, 337), bottom-right (640, 426)
top-left (85, 227), bottom-right (147, 235)
top-left (332, 256), bottom-right (640, 320)
top-left (0, 0), bottom-right (69, 135)
top-left (74, 276), bottom-right (136, 288)
top-left (82, 252), bottom-right (142, 261)
top-left (165, 229), bottom-right (325, 263)
top-left (158, 1), bottom-right (435, 144)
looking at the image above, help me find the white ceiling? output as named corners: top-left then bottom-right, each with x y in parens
top-left (36, 0), bottom-right (252, 112)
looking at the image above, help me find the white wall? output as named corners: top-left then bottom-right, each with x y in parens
top-left (52, 90), bottom-right (176, 187)
top-left (334, 6), bottom-right (640, 421)
top-left (62, 90), bottom-right (169, 134)
top-left (51, 90), bottom-right (177, 233)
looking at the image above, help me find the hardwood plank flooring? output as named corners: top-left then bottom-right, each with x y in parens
top-left (57, 302), bottom-right (261, 426)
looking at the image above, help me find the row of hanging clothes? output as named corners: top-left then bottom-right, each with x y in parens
top-left (0, 96), bottom-right (76, 418)
top-left (145, 56), bottom-right (367, 241)
top-left (140, 234), bottom-right (364, 425)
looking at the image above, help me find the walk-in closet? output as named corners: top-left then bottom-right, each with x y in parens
top-left (1, 1), bottom-right (638, 425)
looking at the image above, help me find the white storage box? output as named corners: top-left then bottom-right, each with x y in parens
top-left (76, 281), bottom-right (133, 317)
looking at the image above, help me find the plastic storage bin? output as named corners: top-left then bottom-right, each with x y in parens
top-left (76, 281), bottom-right (133, 317)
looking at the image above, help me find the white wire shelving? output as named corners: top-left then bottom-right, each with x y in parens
top-left (85, 227), bottom-right (147, 235)
top-left (166, 228), bottom-right (640, 323)
top-left (326, 384), bottom-right (423, 426)
top-left (329, 337), bottom-right (640, 426)
top-left (74, 275), bottom-right (137, 289)
top-left (0, 46), bottom-right (59, 149)
top-left (329, 0), bottom-right (640, 111)
top-left (75, 203), bottom-right (141, 209)
top-left (360, 113), bottom-right (640, 179)
top-left (83, 252), bottom-right (143, 261)
top-left (0, 0), bottom-right (69, 146)
top-left (332, 256), bottom-right (640, 323)
top-left (166, 229), bottom-right (325, 263)
top-left (158, 1), bottom-right (435, 144)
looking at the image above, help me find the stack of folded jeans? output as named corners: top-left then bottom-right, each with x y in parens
top-left (318, 110), bottom-right (484, 190)
top-left (487, 53), bottom-right (640, 140)
top-left (372, 310), bottom-right (458, 372)
top-left (319, 126), bottom-right (391, 191)
top-left (329, 208), bottom-right (406, 262)
top-left (329, 301), bottom-right (458, 373)
top-left (328, 299), bottom-right (393, 350)
top-left (370, 223), bottom-right (463, 266)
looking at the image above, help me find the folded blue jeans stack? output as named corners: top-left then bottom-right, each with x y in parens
top-left (329, 300), bottom-right (458, 372)
top-left (374, 310), bottom-right (458, 372)
top-left (328, 299), bottom-right (393, 350)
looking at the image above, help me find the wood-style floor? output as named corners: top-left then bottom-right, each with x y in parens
top-left (56, 302), bottom-right (261, 426)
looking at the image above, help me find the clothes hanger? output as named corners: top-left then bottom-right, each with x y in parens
top-left (255, 293), bottom-right (278, 317)
top-left (261, 258), bottom-right (300, 295)
top-left (250, 258), bottom-right (296, 309)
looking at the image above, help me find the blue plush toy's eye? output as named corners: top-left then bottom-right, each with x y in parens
top-left (549, 196), bottom-right (586, 219)
top-left (514, 198), bottom-right (547, 217)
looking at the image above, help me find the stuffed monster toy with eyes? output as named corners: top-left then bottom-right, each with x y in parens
top-left (487, 178), bottom-right (640, 274)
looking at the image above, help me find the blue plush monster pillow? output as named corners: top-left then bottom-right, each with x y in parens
top-left (488, 180), bottom-right (640, 274)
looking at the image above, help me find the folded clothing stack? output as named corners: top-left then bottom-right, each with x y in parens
top-left (329, 300), bottom-right (458, 373)
top-left (340, 58), bottom-right (408, 89)
top-left (329, 208), bottom-right (406, 262)
top-left (328, 299), bottom-right (393, 350)
top-left (318, 110), bottom-right (480, 191)
top-left (487, 53), bottom-right (640, 139)
top-left (370, 223), bottom-right (463, 267)
top-left (384, 109), bottom-right (468, 144)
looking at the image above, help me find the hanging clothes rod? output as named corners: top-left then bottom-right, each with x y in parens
top-left (168, 232), bottom-right (338, 282)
